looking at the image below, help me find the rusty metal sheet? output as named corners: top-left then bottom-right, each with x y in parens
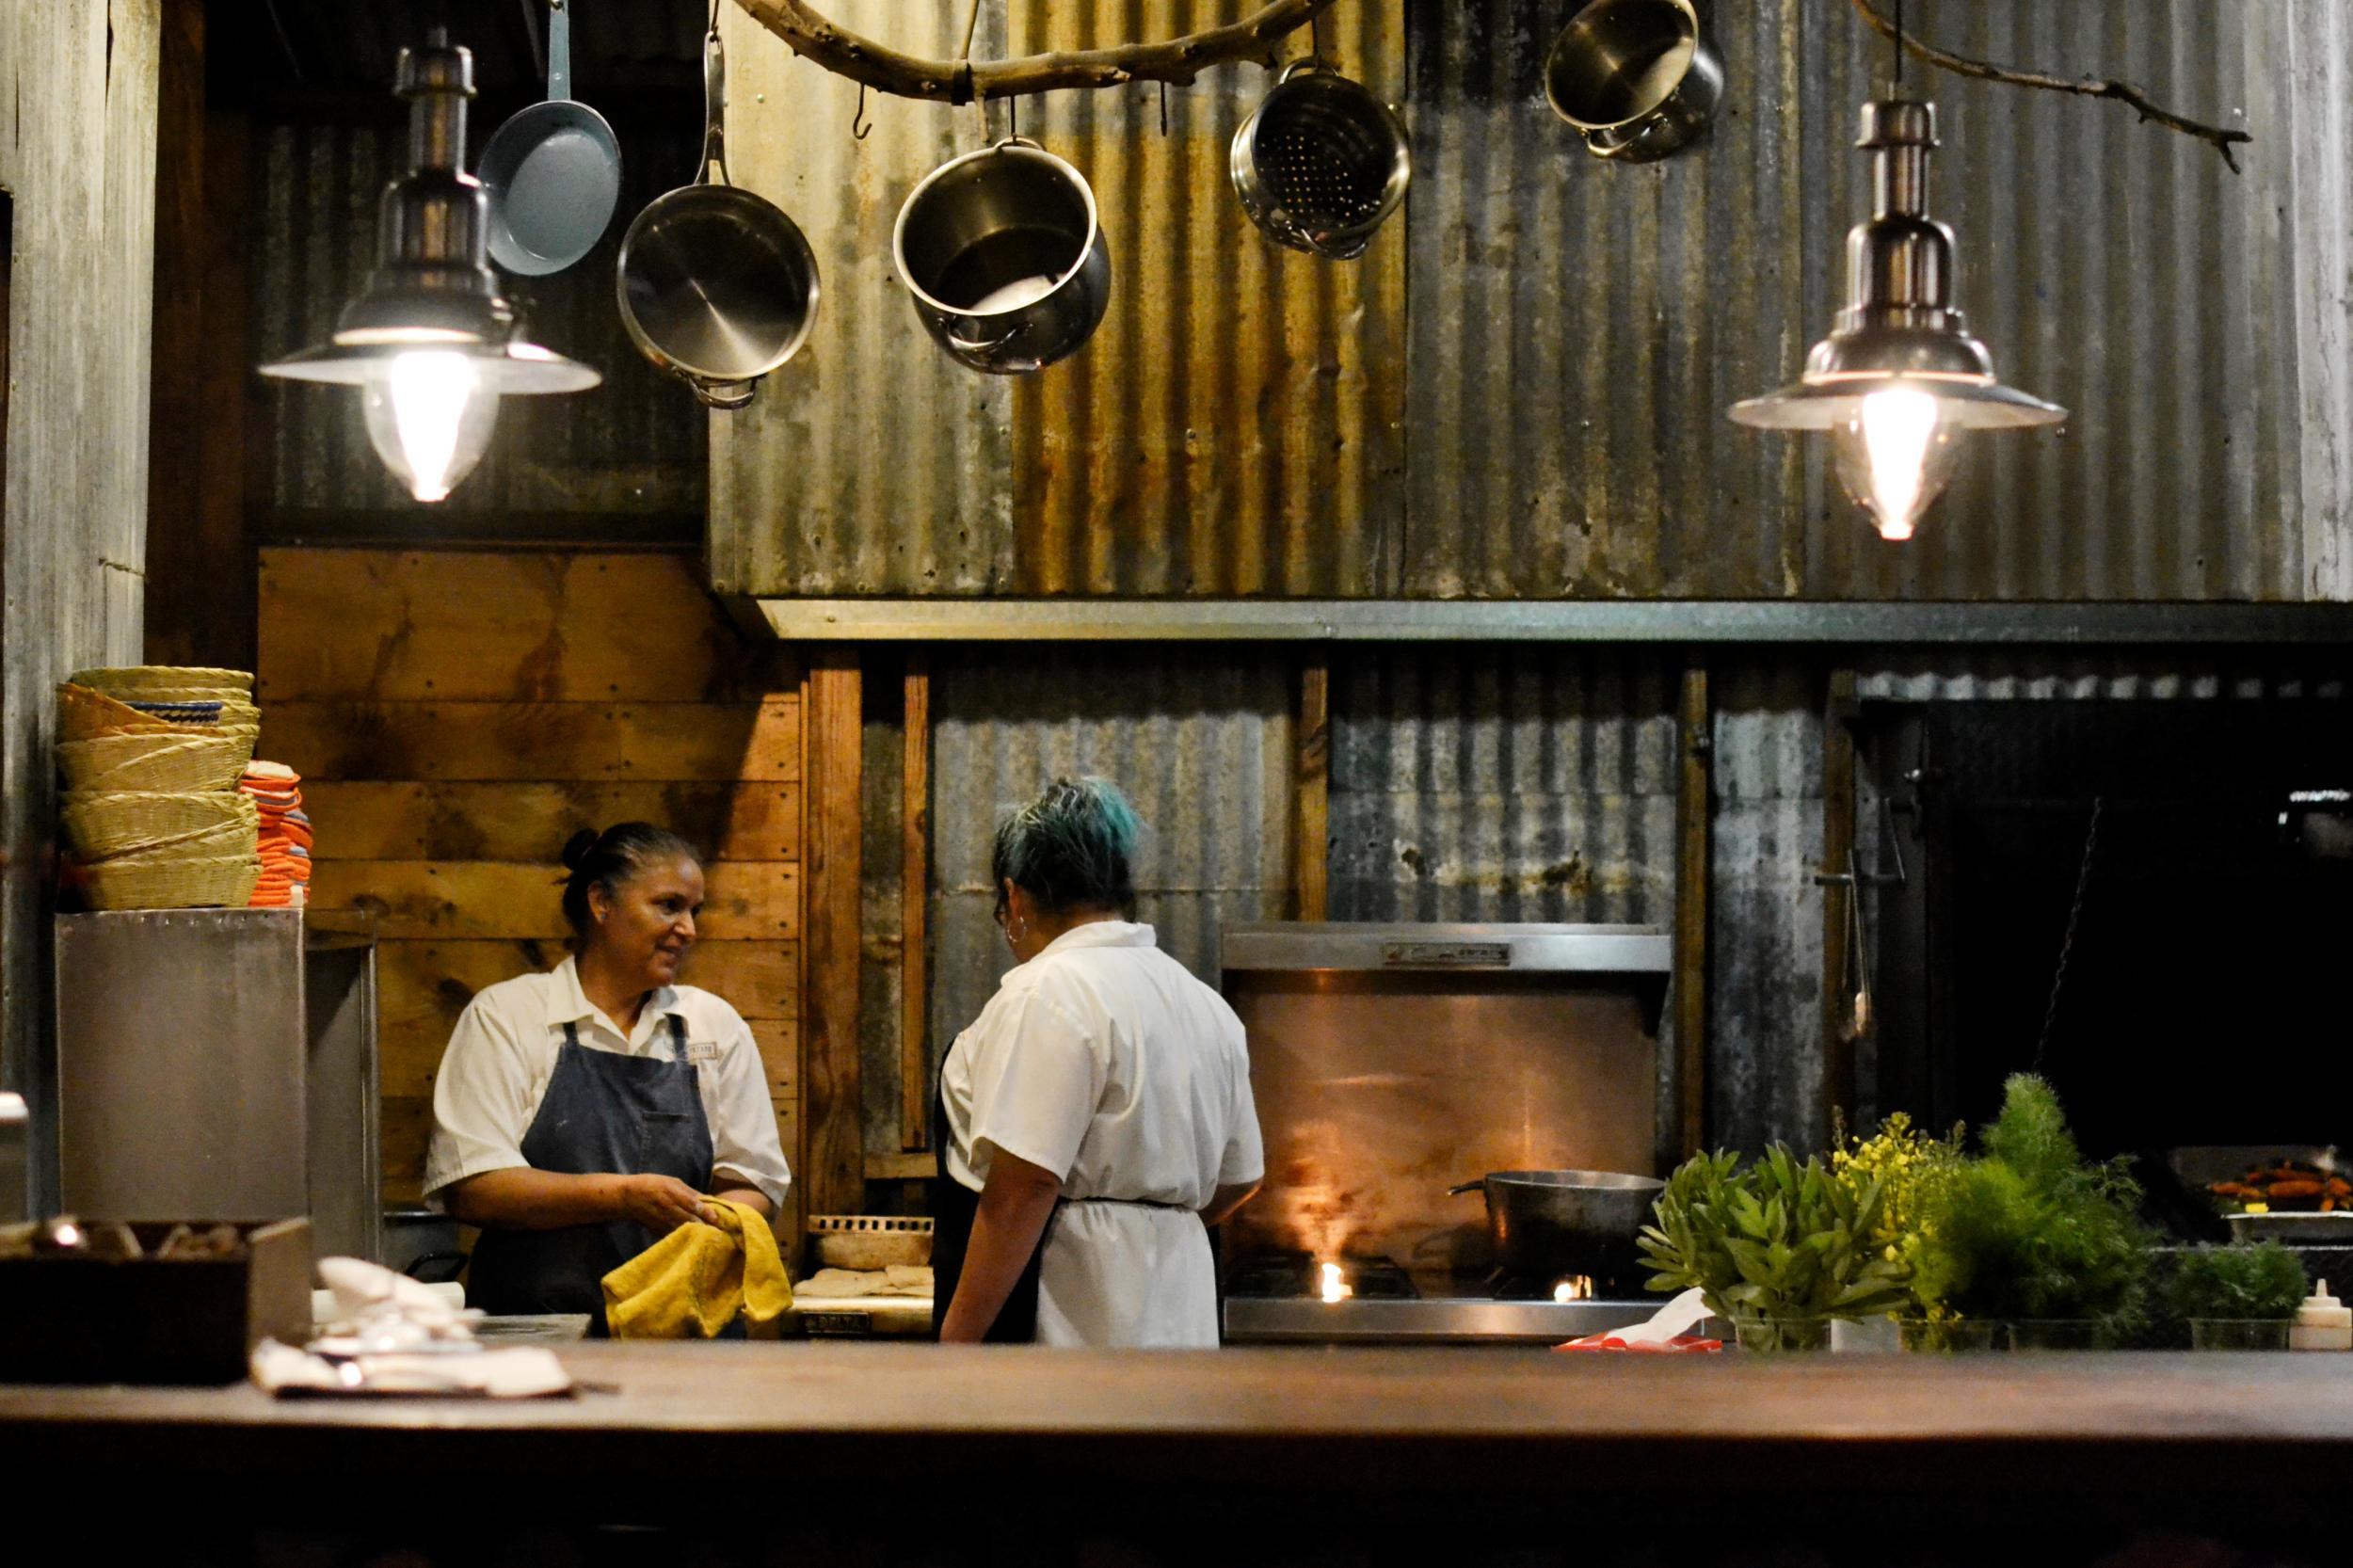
top-left (710, 0), bottom-right (1015, 595)
top-left (923, 648), bottom-right (1296, 1057)
top-left (1403, 0), bottom-right (2304, 600)
top-left (1004, 0), bottom-right (1406, 596)
top-left (1326, 648), bottom-right (1679, 921)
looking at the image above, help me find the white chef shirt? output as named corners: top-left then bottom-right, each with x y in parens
top-left (942, 920), bottom-right (1264, 1348)
top-left (422, 955), bottom-right (792, 1211)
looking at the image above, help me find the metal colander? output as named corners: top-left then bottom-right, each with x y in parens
top-left (1231, 59), bottom-right (1409, 261)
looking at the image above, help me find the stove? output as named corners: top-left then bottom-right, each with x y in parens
top-left (1221, 1252), bottom-right (1674, 1346)
top-left (1214, 922), bottom-right (1678, 1346)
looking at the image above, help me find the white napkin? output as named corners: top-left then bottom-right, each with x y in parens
top-left (1607, 1288), bottom-right (1713, 1344)
top-left (251, 1339), bottom-right (572, 1399)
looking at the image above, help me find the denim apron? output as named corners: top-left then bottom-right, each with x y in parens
top-left (466, 1015), bottom-right (714, 1334)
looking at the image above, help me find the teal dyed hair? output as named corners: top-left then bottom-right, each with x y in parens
top-left (991, 776), bottom-right (1142, 919)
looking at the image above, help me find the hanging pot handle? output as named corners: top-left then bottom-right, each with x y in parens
top-left (1584, 122), bottom-right (1648, 161)
top-left (1276, 57), bottom-right (1325, 84)
top-left (1446, 1180), bottom-right (1485, 1196)
top-left (993, 135), bottom-right (1044, 153)
top-left (698, 26), bottom-right (731, 186)
top-left (946, 317), bottom-right (1031, 357)
top-left (547, 0), bottom-right (572, 102)
top-left (683, 372), bottom-right (756, 409)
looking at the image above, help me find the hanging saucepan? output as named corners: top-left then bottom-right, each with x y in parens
top-left (1231, 58), bottom-right (1409, 261)
top-left (1448, 1169), bottom-right (1666, 1283)
top-left (478, 0), bottom-right (622, 276)
top-left (615, 24), bottom-right (819, 408)
top-left (1545, 0), bottom-right (1722, 163)
top-left (893, 136), bottom-right (1111, 376)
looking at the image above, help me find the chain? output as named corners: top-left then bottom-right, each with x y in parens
top-left (2033, 794), bottom-right (2103, 1072)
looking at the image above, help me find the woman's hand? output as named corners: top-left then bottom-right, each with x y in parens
top-left (446, 1168), bottom-right (715, 1232)
top-left (614, 1174), bottom-right (717, 1233)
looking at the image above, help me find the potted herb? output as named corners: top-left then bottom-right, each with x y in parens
top-left (2165, 1241), bottom-right (2305, 1350)
top-left (1909, 1076), bottom-right (2155, 1347)
top-left (1640, 1146), bottom-right (1912, 1352)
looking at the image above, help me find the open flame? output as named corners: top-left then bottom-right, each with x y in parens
top-left (1318, 1261), bottom-right (1353, 1304)
top-left (1552, 1275), bottom-right (1594, 1303)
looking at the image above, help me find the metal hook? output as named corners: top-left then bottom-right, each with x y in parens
top-left (1159, 81), bottom-right (1169, 137)
top-left (853, 80), bottom-right (872, 141)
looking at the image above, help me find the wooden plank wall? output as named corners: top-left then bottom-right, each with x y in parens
top-left (256, 549), bottom-right (804, 1234)
top-left (0, 0), bottom-right (163, 1198)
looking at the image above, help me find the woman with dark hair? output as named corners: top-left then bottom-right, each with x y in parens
top-left (936, 777), bottom-right (1264, 1347)
top-left (423, 824), bottom-right (792, 1328)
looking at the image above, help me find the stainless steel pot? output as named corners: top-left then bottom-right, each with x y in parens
top-left (615, 24), bottom-right (818, 408)
top-left (1545, 0), bottom-right (1722, 163)
top-left (1449, 1169), bottom-right (1665, 1281)
top-left (1231, 58), bottom-right (1409, 261)
top-left (893, 136), bottom-right (1111, 376)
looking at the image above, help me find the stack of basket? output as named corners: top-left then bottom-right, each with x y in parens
top-left (240, 762), bottom-right (312, 908)
top-left (56, 667), bottom-right (263, 911)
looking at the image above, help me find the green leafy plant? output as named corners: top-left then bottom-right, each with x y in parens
top-left (1909, 1075), bottom-right (2154, 1340)
top-left (2167, 1242), bottom-right (2307, 1323)
top-left (1830, 1110), bottom-right (1963, 1320)
top-left (1640, 1145), bottom-right (1913, 1350)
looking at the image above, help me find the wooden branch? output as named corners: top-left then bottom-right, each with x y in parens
top-left (729, 0), bottom-right (1341, 103)
top-left (1850, 0), bottom-right (2251, 173)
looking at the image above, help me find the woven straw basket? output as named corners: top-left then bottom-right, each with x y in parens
top-left (62, 792), bottom-right (261, 861)
top-left (57, 732), bottom-right (253, 793)
top-left (71, 665), bottom-right (254, 695)
top-left (56, 683), bottom-right (176, 742)
top-left (84, 853), bottom-right (261, 912)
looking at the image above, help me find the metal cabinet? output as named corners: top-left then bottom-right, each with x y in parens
top-left (54, 909), bottom-right (380, 1262)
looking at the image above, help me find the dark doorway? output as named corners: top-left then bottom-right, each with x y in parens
top-left (1865, 697), bottom-right (2353, 1162)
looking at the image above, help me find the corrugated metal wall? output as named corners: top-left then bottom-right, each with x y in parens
top-left (252, 117), bottom-right (708, 516)
top-left (712, 0), bottom-right (2344, 601)
top-left (711, 0), bottom-right (1016, 594)
top-left (1326, 649), bottom-right (1679, 921)
top-left (921, 648), bottom-right (1297, 1111)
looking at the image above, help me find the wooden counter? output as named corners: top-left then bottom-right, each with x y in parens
top-left (8, 1345), bottom-right (2350, 1545)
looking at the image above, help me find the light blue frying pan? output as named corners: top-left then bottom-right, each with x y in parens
top-left (479, 0), bottom-right (622, 277)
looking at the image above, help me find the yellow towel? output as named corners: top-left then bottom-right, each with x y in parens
top-left (601, 1199), bottom-right (792, 1339)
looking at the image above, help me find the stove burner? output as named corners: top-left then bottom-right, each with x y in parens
top-left (1224, 1252), bottom-right (1419, 1301)
top-left (1489, 1268), bottom-right (1638, 1302)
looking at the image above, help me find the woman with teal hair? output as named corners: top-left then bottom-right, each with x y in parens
top-left (934, 777), bottom-right (1264, 1347)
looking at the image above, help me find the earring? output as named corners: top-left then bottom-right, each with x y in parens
top-left (1008, 917), bottom-right (1028, 943)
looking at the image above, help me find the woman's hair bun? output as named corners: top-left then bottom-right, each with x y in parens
top-left (559, 827), bottom-right (601, 872)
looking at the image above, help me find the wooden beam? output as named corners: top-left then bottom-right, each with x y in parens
top-left (1294, 661), bottom-right (1330, 921)
top-left (1820, 668), bottom-right (1861, 1144)
top-left (802, 651), bottom-right (865, 1218)
top-left (901, 653), bottom-right (932, 1153)
top-left (1673, 665), bottom-right (1711, 1161)
top-left (141, 0), bottom-right (206, 666)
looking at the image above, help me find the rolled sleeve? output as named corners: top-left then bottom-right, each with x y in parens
top-left (968, 993), bottom-right (1104, 1183)
top-left (422, 997), bottom-right (536, 1208)
top-left (705, 1013), bottom-right (794, 1209)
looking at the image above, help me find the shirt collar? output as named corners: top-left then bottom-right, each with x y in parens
top-left (1032, 920), bottom-right (1156, 961)
top-left (543, 955), bottom-right (683, 1042)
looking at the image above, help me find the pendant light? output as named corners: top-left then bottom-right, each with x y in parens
top-left (1728, 5), bottom-right (2063, 541)
top-left (261, 31), bottom-right (598, 503)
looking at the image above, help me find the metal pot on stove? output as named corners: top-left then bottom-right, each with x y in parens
top-left (1448, 1169), bottom-right (1665, 1284)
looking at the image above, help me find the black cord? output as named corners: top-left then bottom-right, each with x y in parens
top-left (1894, 0), bottom-right (1904, 88)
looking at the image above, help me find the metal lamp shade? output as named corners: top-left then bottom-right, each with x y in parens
top-left (1729, 99), bottom-right (2064, 432)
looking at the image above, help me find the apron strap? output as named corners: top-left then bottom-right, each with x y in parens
top-left (667, 1013), bottom-right (688, 1059)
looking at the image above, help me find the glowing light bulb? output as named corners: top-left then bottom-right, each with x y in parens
top-left (360, 350), bottom-right (500, 503)
top-left (1831, 385), bottom-right (1958, 541)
